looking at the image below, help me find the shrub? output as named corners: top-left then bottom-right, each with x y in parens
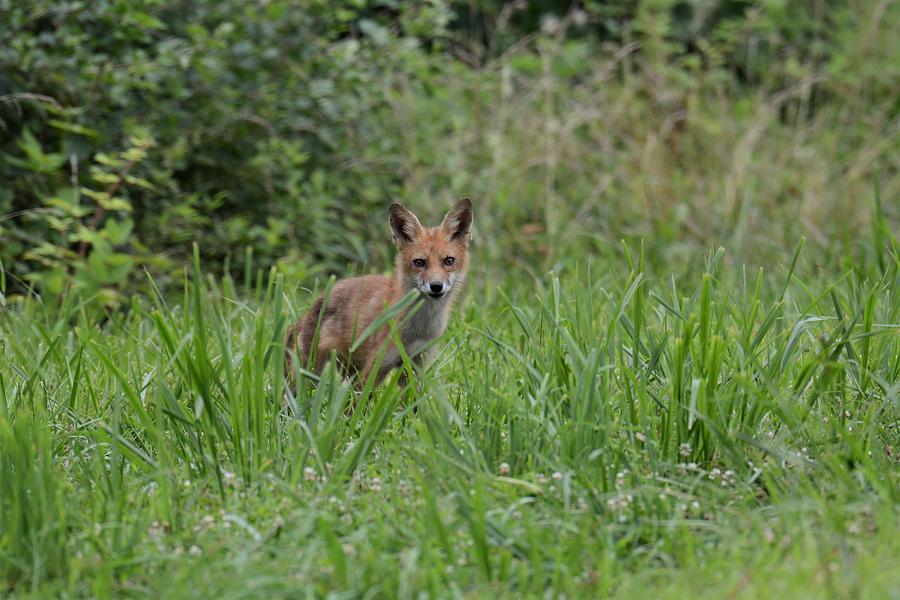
top-left (1, 0), bottom-right (896, 301)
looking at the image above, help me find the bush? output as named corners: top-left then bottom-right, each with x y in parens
top-left (1, 0), bottom-right (453, 298)
top-left (1, 0), bottom-right (897, 302)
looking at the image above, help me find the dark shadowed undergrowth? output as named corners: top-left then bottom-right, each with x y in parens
top-left (1, 227), bottom-right (898, 597)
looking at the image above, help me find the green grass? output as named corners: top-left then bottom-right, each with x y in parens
top-left (1, 229), bottom-right (898, 598)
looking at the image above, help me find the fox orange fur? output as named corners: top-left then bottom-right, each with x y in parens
top-left (285, 198), bottom-right (473, 386)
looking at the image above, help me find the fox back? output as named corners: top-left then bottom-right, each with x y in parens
top-left (286, 198), bottom-right (473, 386)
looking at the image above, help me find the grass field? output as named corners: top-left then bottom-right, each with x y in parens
top-left (2, 212), bottom-right (898, 597)
top-left (3, 1), bottom-right (900, 596)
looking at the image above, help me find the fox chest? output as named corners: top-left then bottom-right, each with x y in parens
top-left (399, 301), bottom-right (449, 356)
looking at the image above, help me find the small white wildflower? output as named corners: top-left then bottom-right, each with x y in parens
top-left (537, 473), bottom-right (549, 485)
top-left (679, 443), bottom-right (692, 457)
top-left (303, 467), bottom-right (316, 482)
top-left (189, 545), bottom-right (202, 557)
top-left (148, 521), bottom-right (162, 539)
top-left (499, 462), bottom-right (510, 476)
top-left (606, 493), bottom-right (632, 511)
top-left (552, 471), bottom-right (562, 481)
top-left (635, 432), bottom-right (647, 443)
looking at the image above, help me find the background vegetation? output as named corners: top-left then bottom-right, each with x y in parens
top-left (1, 0), bottom-right (898, 597)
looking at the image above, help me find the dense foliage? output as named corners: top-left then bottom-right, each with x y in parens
top-left (3, 0), bottom-right (897, 303)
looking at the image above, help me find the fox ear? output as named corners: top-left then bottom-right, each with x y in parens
top-left (389, 203), bottom-right (424, 246)
top-left (441, 197), bottom-right (473, 242)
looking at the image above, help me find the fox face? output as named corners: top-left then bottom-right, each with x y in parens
top-left (390, 198), bottom-right (473, 300)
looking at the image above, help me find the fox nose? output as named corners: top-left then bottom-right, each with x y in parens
top-left (429, 282), bottom-right (444, 294)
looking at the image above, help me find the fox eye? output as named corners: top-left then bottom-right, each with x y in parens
top-left (413, 258), bottom-right (427, 268)
top-left (443, 256), bottom-right (455, 267)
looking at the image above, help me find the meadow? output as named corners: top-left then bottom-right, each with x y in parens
top-left (2, 1), bottom-right (899, 597)
top-left (3, 225), bottom-right (899, 597)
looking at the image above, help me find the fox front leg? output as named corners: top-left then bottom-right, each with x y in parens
top-left (397, 347), bottom-right (435, 395)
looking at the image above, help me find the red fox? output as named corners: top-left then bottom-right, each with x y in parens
top-left (286, 198), bottom-right (473, 386)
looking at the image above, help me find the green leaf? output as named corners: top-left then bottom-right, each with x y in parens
top-left (102, 219), bottom-right (134, 245)
top-left (47, 119), bottom-right (100, 138)
top-left (97, 197), bottom-right (133, 213)
top-left (129, 12), bottom-right (166, 30)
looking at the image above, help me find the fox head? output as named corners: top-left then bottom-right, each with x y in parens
top-left (389, 198), bottom-right (473, 300)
